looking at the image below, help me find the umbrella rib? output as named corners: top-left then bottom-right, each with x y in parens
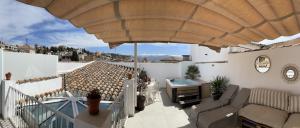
top-left (113, 1), bottom-right (132, 42)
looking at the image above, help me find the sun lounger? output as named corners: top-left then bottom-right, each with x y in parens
top-left (189, 85), bottom-right (239, 122)
top-left (196, 88), bottom-right (251, 128)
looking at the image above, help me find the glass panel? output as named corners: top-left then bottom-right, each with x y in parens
top-left (59, 102), bottom-right (74, 118)
top-left (100, 103), bottom-right (112, 110)
top-left (76, 102), bottom-right (87, 113)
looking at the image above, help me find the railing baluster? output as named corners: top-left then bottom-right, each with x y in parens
top-left (6, 86), bottom-right (74, 128)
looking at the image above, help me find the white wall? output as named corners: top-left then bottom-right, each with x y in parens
top-left (191, 45), bottom-right (300, 95)
top-left (15, 77), bottom-right (62, 96)
top-left (57, 61), bottom-right (94, 74)
top-left (112, 62), bottom-right (193, 88)
top-left (179, 61), bottom-right (193, 79)
top-left (0, 49), bottom-right (4, 81)
top-left (3, 51), bottom-right (58, 80)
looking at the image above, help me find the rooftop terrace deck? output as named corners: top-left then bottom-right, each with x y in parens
top-left (125, 89), bottom-right (196, 128)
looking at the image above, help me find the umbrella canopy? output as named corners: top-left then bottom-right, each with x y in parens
top-left (19, 0), bottom-right (300, 49)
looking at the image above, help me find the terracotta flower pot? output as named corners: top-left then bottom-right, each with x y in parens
top-left (87, 98), bottom-right (101, 115)
top-left (5, 72), bottom-right (11, 80)
top-left (127, 73), bottom-right (132, 79)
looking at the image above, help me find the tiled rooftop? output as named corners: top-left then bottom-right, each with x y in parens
top-left (65, 61), bottom-right (134, 101)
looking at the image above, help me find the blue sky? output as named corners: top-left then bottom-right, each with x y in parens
top-left (0, 0), bottom-right (190, 55)
top-left (1, 0), bottom-right (300, 56)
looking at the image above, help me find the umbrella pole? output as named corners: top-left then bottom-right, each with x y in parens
top-left (134, 43), bottom-right (138, 108)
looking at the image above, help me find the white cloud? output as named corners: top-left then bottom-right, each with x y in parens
top-left (257, 33), bottom-right (300, 45)
top-left (38, 21), bottom-right (75, 31)
top-left (49, 32), bottom-right (108, 48)
top-left (0, 0), bottom-right (54, 40)
top-left (0, 0), bottom-right (107, 48)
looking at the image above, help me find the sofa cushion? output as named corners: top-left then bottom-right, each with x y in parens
top-left (288, 96), bottom-right (300, 113)
top-left (239, 104), bottom-right (288, 128)
top-left (249, 88), bottom-right (289, 111)
top-left (283, 114), bottom-right (300, 128)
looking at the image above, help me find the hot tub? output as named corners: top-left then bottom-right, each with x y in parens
top-left (166, 79), bottom-right (205, 103)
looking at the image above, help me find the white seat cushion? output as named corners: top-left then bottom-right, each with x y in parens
top-left (239, 104), bottom-right (288, 128)
top-left (283, 114), bottom-right (300, 128)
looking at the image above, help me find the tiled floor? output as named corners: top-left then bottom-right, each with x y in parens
top-left (125, 89), bottom-right (196, 128)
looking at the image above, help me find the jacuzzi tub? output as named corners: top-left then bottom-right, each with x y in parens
top-left (166, 79), bottom-right (205, 102)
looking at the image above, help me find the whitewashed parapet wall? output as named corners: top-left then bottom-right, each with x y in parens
top-left (0, 49), bottom-right (4, 81)
top-left (16, 77), bottom-right (62, 96)
top-left (1, 50), bottom-right (58, 80)
top-left (112, 61), bottom-right (193, 88)
top-left (191, 45), bottom-right (300, 95)
top-left (57, 61), bottom-right (94, 74)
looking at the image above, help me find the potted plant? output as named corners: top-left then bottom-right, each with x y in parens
top-left (210, 76), bottom-right (229, 100)
top-left (185, 65), bottom-right (200, 80)
top-left (136, 79), bottom-right (146, 111)
top-left (5, 72), bottom-right (11, 80)
top-left (86, 89), bottom-right (101, 115)
top-left (127, 73), bottom-right (132, 79)
top-left (139, 69), bottom-right (148, 82)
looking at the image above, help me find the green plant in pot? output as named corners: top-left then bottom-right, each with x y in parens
top-left (86, 89), bottom-right (101, 115)
top-left (139, 69), bottom-right (148, 82)
top-left (185, 65), bottom-right (200, 80)
top-left (210, 76), bottom-right (229, 101)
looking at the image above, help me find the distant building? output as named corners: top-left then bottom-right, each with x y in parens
top-left (18, 44), bottom-right (35, 53)
top-left (95, 51), bottom-right (101, 57)
top-left (182, 55), bottom-right (191, 61)
top-left (5, 44), bottom-right (18, 52)
top-left (84, 55), bottom-right (96, 61)
top-left (160, 56), bottom-right (182, 63)
top-left (79, 53), bottom-right (87, 61)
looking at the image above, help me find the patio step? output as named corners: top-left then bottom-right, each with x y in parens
top-left (179, 99), bottom-right (201, 108)
top-left (177, 93), bottom-right (199, 101)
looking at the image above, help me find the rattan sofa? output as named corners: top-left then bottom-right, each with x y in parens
top-left (238, 88), bottom-right (300, 128)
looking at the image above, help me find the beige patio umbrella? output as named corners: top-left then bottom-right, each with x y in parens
top-left (18, 0), bottom-right (300, 49)
top-left (18, 0), bottom-right (300, 116)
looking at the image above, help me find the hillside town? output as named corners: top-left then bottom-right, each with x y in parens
top-left (0, 40), bottom-right (190, 63)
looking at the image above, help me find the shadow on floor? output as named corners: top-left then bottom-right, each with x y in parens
top-left (159, 89), bottom-right (181, 108)
top-left (159, 89), bottom-right (197, 128)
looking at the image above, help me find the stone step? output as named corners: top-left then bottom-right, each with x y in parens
top-left (179, 99), bottom-right (201, 108)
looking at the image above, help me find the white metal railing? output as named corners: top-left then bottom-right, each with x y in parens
top-left (108, 90), bottom-right (126, 128)
top-left (6, 86), bottom-right (74, 128)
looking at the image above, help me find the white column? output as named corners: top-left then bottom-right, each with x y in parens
top-left (1, 80), bottom-right (15, 119)
top-left (133, 43), bottom-right (137, 107)
top-left (0, 49), bottom-right (3, 81)
top-left (124, 79), bottom-right (135, 117)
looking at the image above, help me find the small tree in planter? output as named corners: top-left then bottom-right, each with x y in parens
top-left (86, 89), bottom-right (101, 115)
top-left (139, 69), bottom-right (149, 82)
top-left (210, 76), bottom-right (229, 100)
top-left (136, 69), bottom-right (149, 111)
top-left (185, 65), bottom-right (200, 80)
